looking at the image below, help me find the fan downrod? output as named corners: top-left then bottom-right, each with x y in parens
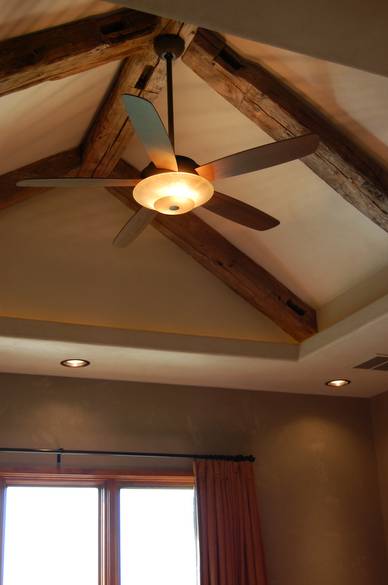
top-left (153, 34), bottom-right (184, 149)
top-left (153, 34), bottom-right (185, 60)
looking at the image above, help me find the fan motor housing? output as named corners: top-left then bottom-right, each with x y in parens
top-left (141, 156), bottom-right (199, 178)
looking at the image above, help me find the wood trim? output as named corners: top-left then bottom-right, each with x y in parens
top-left (0, 148), bottom-right (81, 210)
top-left (103, 481), bottom-right (120, 585)
top-left (99, 487), bottom-right (106, 585)
top-left (79, 23), bottom-right (195, 177)
top-left (0, 469), bottom-right (194, 486)
top-left (182, 29), bottom-right (388, 231)
top-left (109, 160), bottom-right (317, 341)
top-left (0, 470), bottom-right (193, 585)
top-left (0, 9), bottom-right (161, 98)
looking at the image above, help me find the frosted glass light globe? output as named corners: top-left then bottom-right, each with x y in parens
top-left (133, 171), bottom-right (214, 215)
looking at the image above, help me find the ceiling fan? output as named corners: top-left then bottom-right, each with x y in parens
top-left (17, 34), bottom-right (319, 248)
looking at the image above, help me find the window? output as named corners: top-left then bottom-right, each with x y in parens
top-left (120, 488), bottom-right (197, 585)
top-left (3, 487), bottom-right (99, 585)
top-left (0, 474), bottom-right (196, 585)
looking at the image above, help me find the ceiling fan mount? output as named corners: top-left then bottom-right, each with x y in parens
top-left (153, 34), bottom-right (185, 61)
top-left (16, 31), bottom-right (320, 247)
top-left (141, 156), bottom-right (198, 178)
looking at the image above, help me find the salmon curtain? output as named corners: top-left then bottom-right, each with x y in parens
top-left (194, 459), bottom-right (267, 585)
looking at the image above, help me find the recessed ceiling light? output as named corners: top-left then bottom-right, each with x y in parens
top-left (61, 359), bottom-right (90, 368)
top-left (325, 379), bottom-right (351, 388)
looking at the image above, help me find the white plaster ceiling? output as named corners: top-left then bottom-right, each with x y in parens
top-left (0, 61), bottom-right (120, 175)
top-left (109, 0), bottom-right (388, 77)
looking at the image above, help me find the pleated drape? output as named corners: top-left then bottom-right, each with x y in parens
top-left (194, 460), bottom-right (267, 585)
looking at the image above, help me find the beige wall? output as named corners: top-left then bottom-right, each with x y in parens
top-left (0, 373), bottom-right (386, 585)
top-left (371, 390), bottom-right (388, 558)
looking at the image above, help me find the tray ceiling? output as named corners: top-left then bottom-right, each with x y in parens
top-left (0, 1), bottom-right (387, 394)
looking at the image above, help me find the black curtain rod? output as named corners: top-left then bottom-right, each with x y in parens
top-left (0, 447), bottom-right (255, 464)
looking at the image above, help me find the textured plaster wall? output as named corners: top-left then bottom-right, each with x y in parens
top-left (0, 373), bottom-right (386, 585)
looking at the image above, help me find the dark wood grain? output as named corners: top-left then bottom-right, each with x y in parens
top-left (0, 9), bottom-right (160, 97)
top-left (183, 29), bottom-right (388, 232)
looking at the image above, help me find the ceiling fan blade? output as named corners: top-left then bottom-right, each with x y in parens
top-left (17, 178), bottom-right (140, 188)
top-left (113, 207), bottom-right (157, 248)
top-left (122, 95), bottom-right (178, 172)
top-left (203, 191), bottom-right (279, 231)
top-left (196, 134), bottom-right (319, 181)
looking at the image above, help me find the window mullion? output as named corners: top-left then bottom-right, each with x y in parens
top-left (103, 480), bottom-right (120, 585)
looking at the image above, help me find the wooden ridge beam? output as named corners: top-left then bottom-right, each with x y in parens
top-left (0, 149), bottom-right (81, 210)
top-left (108, 160), bottom-right (317, 341)
top-left (182, 29), bottom-right (388, 232)
top-left (79, 23), bottom-right (195, 177)
top-left (0, 9), bottom-right (161, 98)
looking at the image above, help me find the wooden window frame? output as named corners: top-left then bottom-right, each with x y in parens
top-left (0, 468), bottom-right (194, 585)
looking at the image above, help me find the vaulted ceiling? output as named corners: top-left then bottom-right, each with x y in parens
top-left (0, 0), bottom-right (387, 396)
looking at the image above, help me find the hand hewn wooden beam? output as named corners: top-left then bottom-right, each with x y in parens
top-left (0, 9), bottom-right (161, 98)
top-left (182, 29), bottom-right (388, 232)
top-left (108, 159), bottom-right (317, 341)
top-left (79, 23), bottom-right (195, 177)
top-left (0, 149), bottom-right (81, 210)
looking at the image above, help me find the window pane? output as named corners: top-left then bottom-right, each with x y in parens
top-left (3, 486), bottom-right (99, 585)
top-left (120, 488), bottom-right (197, 585)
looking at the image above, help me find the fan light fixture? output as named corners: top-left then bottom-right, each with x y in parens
top-left (133, 171), bottom-right (214, 215)
top-left (61, 358), bottom-right (90, 368)
top-left (325, 379), bottom-right (351, 388)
